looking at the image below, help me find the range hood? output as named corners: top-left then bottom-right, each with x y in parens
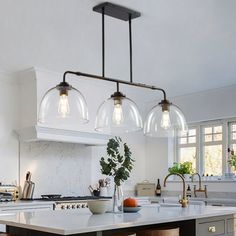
top-left (17, 68), bottom-right (113, 146)
top-left (16, 126), bottom-right (111, 146)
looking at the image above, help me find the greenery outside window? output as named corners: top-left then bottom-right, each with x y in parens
top-left (229, 122), bottom-right (236, 173)
top-left (202, 124), bottom-right (223, 176)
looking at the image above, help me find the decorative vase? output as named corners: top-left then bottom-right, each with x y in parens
top-left (113, 184), bottom-right (123, 213)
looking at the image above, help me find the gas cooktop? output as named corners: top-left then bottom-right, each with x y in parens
top-left (33, 195), bottom-right (111, 202)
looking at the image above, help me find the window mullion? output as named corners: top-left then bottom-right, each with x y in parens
top-left (223, 121), bottom-right (228, 174)
top-left (197, 125), bottom-right (201, 174)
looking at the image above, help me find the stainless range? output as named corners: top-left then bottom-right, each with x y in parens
top-left (54, 200), bottom-right (88, 210)
top-left (34, 195), bottom-right (112, 211)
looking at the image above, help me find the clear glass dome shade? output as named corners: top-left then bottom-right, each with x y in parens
top-left (38, 85), bottom-right (89, 127)
top-left (95, 96), bottom-right (143, 134)
top-left (144, 102), bottom-right (188, 137)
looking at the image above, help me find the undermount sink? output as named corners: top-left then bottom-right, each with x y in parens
top-left (159, 203), bottom-right (181, 208)
top-left (159, 201), bottom-right (205, 208)
top-left (161, 197), bottom-right (205, 207)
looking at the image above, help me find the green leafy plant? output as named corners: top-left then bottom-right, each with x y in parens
top-left (168, 161), bottom-right (194, 175)
top-left (168, 162), bottom-right (181, 174)
top-left (100, 137), bottom-right (134, 186)
top-left (228, 155), bottom-right (236, 170)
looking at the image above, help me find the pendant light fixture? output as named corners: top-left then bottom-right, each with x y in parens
top-left (38, 2), bottom-right (188, 136)
top-left (144, 99), bottom-right (188, 137)
top-left (94, 4), bottom-right (143, 133)
top-left (95, 84), bottom-right (143, 133)
top-left (38, 80), bottom-right (89, 126)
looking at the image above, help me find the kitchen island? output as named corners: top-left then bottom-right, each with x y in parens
top-left (0, 205), bottom-right (235, 236)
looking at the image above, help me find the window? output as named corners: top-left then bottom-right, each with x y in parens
top-left (229, 122), bottom-right (236, 174)
top-left (202, 125), bottom-right (223, 176)
top-left (177, 128), bottom-right (197, 172)
top-left (229, 122), bottom-right (236, 152)
top-left (175, 119), bottom-right (236, 177)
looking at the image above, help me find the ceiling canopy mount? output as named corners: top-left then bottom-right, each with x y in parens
top-left (93, 2), bottom-right (141, 21)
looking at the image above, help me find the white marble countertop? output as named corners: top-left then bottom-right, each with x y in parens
top-left (0, 205), bottom-right (235, 235)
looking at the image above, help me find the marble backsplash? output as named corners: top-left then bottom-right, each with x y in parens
top-left (20, 141), bottom-right (94, 198)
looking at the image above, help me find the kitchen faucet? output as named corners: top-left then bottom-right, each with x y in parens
top-left (191, 173), bottom-right (208, 198)
top-left (164, 173), bottom-right (189, 208)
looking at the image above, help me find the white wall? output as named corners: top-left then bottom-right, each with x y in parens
top-left (20, 141), bottom-right (92, 198)
top-left (0, 72), bottom-right (19, 185)
top-left (145, 85), bottom-right (236, 192)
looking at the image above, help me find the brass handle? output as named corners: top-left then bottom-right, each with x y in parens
top-left (208, 226), bottom-right (216, 233)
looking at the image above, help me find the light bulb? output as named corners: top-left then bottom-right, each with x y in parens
top-left (112, 103), bottom-right (124, 125)
top-left (161, 110), bottom-right (171, 129)
top-left (58, 94), bottom-right (70, 118)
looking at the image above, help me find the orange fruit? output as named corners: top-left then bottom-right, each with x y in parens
top-left (123, 198), bottom-right (138, 207)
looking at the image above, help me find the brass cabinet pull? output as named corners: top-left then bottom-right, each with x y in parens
top-left (208, 226), bottom-right (216, 233)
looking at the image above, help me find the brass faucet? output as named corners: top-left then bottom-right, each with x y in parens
top-left (164, 173), bottom-right (189, 208)
top-left (191, 173), bottom-right (208, 198)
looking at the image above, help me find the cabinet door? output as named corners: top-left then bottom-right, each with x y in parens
top-left (197, 220), bottom-right (225, 236)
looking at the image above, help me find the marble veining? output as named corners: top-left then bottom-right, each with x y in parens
top-left (20, 141), bottom-right (93, 197)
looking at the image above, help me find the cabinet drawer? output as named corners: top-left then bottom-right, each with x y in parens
top-left (197, 220), bottom-right (225, 236)
top-left (227, 218), bottom-right (236, 234)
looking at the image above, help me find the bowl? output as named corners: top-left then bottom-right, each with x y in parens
top-left (123, 206), bottom-right (141, 213)
top-left (87, 200), bottom-right (110, 214)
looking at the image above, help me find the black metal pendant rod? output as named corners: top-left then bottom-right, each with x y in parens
top-left (116, 82), bottom-right (120, 92)
top-left (63, 71), bottom-right (167, 100)
top-left (129, 14), bottom-right (133, 83)
top-left (102, 7), bottom-right (105, 77)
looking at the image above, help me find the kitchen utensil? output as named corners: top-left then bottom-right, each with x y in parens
top-left (99, 179), bottom-right (104, 187)
top-left (95, 183), bottom-right (99, 190)
top-left (22, 171), bottom-right (35, 199)
top-left (105, 178), bottom-right (111, 187)
top-left (93, 189), bottom-right (100, 197)
top-left (88, 186), bottom-right (94, 195)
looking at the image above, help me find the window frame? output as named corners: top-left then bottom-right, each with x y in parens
top-left (174, 118), bottom-right (234, 177)
top-left (175, 125), bottom-right (199, 173)
top-left (200, 122), bottom-right (224, 176)
top-left (228, 121), bottom-right (236, 173)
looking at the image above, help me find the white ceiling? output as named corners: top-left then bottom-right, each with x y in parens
top-left (0, 0), bottom-right (236, 98)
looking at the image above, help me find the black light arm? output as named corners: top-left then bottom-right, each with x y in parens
top-left (62, 70), bottom-right (167, 101)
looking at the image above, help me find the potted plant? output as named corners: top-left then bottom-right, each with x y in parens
top-left (228, 154), bottom-right (236, 173)
top-left (100, 137), bottom-right (134, 213)
top-left (168, 162), bottom-right (194, 179)
top-left (168, 162), bottom-right (181, 175)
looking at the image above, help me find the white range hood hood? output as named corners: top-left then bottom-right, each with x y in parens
top-left (16, 126), bottom-right (111, 146)
top-left (17, 68), bottom-right (114, 146)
